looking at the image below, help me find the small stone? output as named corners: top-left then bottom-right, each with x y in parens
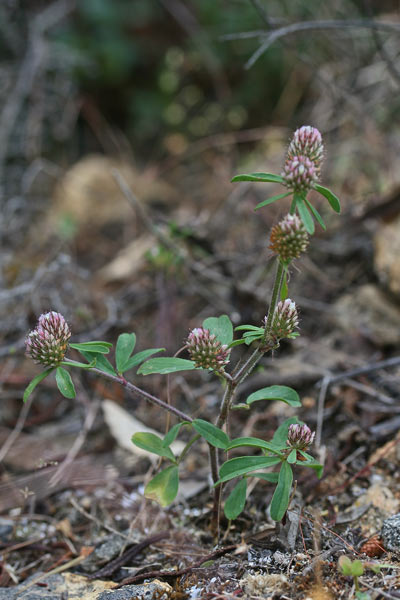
top-left (334, 284), bottom-right (400, 346)
top-left (0, 518), bottom-right (13, 542)
top-left (96, 579), bottom-right (173, 600)
top-left (81, 534), bottom-right (126, 573)
top-left (374, 213), bottom-right (400, 297)
top-left (381, 513), bottom-right (400, 552)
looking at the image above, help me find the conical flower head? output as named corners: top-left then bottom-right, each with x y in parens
top-left (267, 299), bottom-right (299, 343)
top-left (287, 423), bottom-right (315, 450)
top-left (269, 213), bottom-right (309, 262)
top-left (282, 125), bottom-right (324, 193)
top-left (187, 327), bottom-right (230, 372)
top-left (282, 154), bottom-right (318, 193)
top-left (287, 125), bottom-right (324, 169)
top-left (26, 311), bottom-right (71, 367)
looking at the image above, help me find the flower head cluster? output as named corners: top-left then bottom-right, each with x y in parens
top-left (269, 214), bottom-right (309, 262)
top-left (26, 311), bottom-right (71, 367)
top-left (282, 126), bottom-right (324, 193)
top-left (187, 327), bottom-right (230, 372)
top-left (287, 126), bottom-right (324, 168)
top-left (287, 423), bottom-right (315, 450)
top-left (267, 299), bottom-right (299, 343)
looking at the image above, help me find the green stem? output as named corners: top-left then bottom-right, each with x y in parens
top-left (263, 259), bottom-right (285, 337)
top-left (210, 379), bottom-right (236, 536)
top-left (289, 194), bottom-right (297, 215)
top-left (177, 434), bottom-right (200, 464)
top-left (209, 256), bottom-right (286, 534)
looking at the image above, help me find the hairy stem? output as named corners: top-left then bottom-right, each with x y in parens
top-left (263, 259), bottom-right (285, 336)
top-left (65, 360), bottom-right (193, 423)
top-left (210, 258), bottom-right (284, 535)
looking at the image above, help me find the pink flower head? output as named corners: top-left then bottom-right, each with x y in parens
top-left (282, 125), bottom-right (324, 192)
top-left (187, 327), bottom-right (230, 372)
top-left (269, 213), bottom-right (309, 262)
top-left (282, 155), bottom-right (318, 192)
top-left (267, 299), bottom-right (299, 343)
top-left (287, 126), bottom-right (324, 168)
top-left (26, 311), bottom-right (71, 367)
top-left (287, 423), bottom-right (315, 450)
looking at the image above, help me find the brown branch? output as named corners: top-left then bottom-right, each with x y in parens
top-left (87, 531), bottom-right (170, 580)
top-left (117, 543), bottom-right (237, 587)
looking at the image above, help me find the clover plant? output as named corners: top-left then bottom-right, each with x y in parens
top-left (24, 126), bottom-right (340, 535)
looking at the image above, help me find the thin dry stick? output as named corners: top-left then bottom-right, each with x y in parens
top-left (0, 0), bottom-right (75, 197)
top-left (69, 497), bottom-right (132, 541)
top-left (315, 374), bottom-right (330, 449)
top-left (243, 19), bottom-right (400, 68)
top-left (49, 399), bottom-right (100, 487)
top-left (0, 395), bottom-right (33, 464)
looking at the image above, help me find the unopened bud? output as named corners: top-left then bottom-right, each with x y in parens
top-left (26, 311), bottom-right (71, 367)
top-left (187, 327), bottom-right (230, 372)
top-left (267, 299), bottom-right (299, 343)
top-left (269, 214), bottom-right (309, 262)
top-left (287, 126), bottom-right (324, 170)
top-left (287, 423), bottom-right (315, 450)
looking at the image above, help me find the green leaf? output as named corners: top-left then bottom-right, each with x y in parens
top-left (287, 449), bottom-right (297, 464)
top-left (355, 592), bottom-right (371, 600)
top-left (55, 367), bottom-right (76, 399)
top-left (314, 184), bottom-right (341, 213)
top-left (272, 417), bottom-right (301, 447)
top-left (202, 315), bottom-right (233, 346)
top-left (226, 437), bottom-right (283, 456)
top-left (304, 198), bottom-right (326, 230)
top-left (116, 333), bottom-right (136, 373)
top-left (231, 172), bottom-right (285, 184)
top-left (297, 454), bottom-right (324, 478)
top-left (218, 456), bottom-right (282, 483)
top-left (247, 385), bottom-right (301, 408)
top-left (23, 368), bottom-right (54, 402)
top-left (224, 479), bottom-right (247, 520)
top-left (244, 334), bottom-right (263, 345)
top-left (163, 422), bottom-right (190, 447)
top-left (144, 465), bottom-right (179, 507)
top-left (351, 560), bottom-right (365, 577)
top-left (255, 191), bottom-right (291, 210)
top-left (121, 348), bottom-right (165, 371)
top-left (79, 350), bottom-right (116, 375)
top-left (338, 556), bottom-right (353, 576)
top-left (69, 341), bottom-right (112, 354)
top-left (137, 357), bottom-right (197, 375)
top-left (296, 197), bottom-right (315, 234)
top-left (192, 419), bottom-right (229, 449)
top-left (228, 339), bottom-right (247, 348)
top-left (131, 432), bottom-right (176, 461)
top-left (270, 461), bottom-right (293, 521)
top-left (60, 359), bottom-right (96, 369)
top-left (235, 325), bottom-right (264, 332)
top-left (235, 325), bottom-right (265, 345)
top-left (250, 472), bottom-right (279, 483)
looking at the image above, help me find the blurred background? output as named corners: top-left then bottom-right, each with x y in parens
top-left (1, 0), bottom-right (400, 544)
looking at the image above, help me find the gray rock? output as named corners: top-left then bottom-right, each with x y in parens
top-left (382, 513), bottom-right (400, 551)
top-left (334, 284), bottom-right (400, 346)
top-left (374, 213), bottom-right (400, 297)
top-left (0, 518), bottom-right (13, 542)
top-left (0, 573), bottom-right (65, 599)
top-left (82, 534), bottom-right (126, 573)
top-left (96, 580), bottom-right (172, 599)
